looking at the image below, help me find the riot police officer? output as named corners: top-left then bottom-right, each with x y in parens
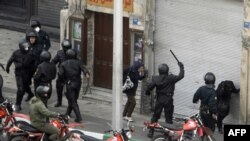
top-left (30, 20), bottom-right (51, 51)
top-left (193, 72), bottom-right (217, 132)
top-left (145, 62), bottom-right (184, 138)
top-left (33, 51), bottom-right (56, 101)
top-left (6, 38), bottom-right (36, 111)
top-left (58, 49), bottom-right (89, 122)
top-left (52, 39), bottom-right (71, 107)
top-left (26, 29), bottom-right (44, 72)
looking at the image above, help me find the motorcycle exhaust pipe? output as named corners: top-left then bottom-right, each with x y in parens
top-left (165, 128), bottom-right (179, 138)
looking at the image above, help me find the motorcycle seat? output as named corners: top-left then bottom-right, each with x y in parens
top-left (160, 122), bottom-right (183, 130)
top-left (17, 121), bottom-right (41, 133)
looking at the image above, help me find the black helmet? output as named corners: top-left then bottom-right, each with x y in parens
top-left (66, 49), bottom-right (77, 59)
top-left (40, 51), bottom-right (51, 62)
top-left (204, 72), bottom-right (216, 85)
top-left (30, 20), bottom-right (41, 28)
top-left (36, 86), bottom-right (50, 99)
top-left (26, 29), bottom-right (38, 41)
top-left (61, 39), bottom-right (71, 52)
top-left (158, 64), bottom-right (169, 75)
top-left (19, 38), bottom-right (30, 52)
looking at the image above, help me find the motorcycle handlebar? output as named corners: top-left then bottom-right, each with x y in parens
top-left (0, 99), bottom-right (9, 107)
top-left (104, 130), bottom-right (114, 133)
top-left (190, 113), bottom-right (199, 119)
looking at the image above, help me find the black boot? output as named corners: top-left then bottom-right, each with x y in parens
top-left (73, 105), bottom-right (82, 123)
top-left (65, 106), bottom-right (72, 117)
top-left (54, 102), bottom-right (62, 107)
top-left (147, 128), bottom-right (154, 138)
top-left (25, 87), bottom-right (34, 102)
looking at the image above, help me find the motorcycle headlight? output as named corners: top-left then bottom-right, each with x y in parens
top-left (126, 131), bottom-right (132, 139)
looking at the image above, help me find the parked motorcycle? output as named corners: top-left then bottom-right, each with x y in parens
top-left (105, 121), bottom-right (135, 141)
top-left (143, 113), bottom-right (216, 141)
top-left (8, 114), bottom-right (87, 141)
top-left (0, 99), bottom-right (30, 137)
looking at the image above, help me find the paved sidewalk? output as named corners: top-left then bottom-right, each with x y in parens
top-left (0, 28), bottom-right (223, 141)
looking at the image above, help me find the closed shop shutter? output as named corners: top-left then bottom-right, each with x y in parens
top-left (38, 0), bottom-right (64, 27)
top-left (154, 0), bottom-right (242, 122)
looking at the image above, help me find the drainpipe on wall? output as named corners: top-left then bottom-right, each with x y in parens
top-left (140, 0), bottom-right (156, 115)
top-left (240, 0), bottom-right (250, 124)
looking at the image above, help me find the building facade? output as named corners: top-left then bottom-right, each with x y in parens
top-left (61, 0), bottom-right (241, 123)
top-left (0, 0), bottom-right (64, 38)
top-left (61, 0), bottom-right (154, 113)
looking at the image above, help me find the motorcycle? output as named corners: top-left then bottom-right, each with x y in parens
top-left (8, 115), bottom-right (88, 141)
top-left (0, 99), bottom-right (30, 137)
top-left (105, 121), bottom-right (135, 141)
top-left (143, 113), bottom-right (216, 141)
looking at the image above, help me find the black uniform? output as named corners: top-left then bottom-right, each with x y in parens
top-left (216, 80), bottom-right (239, 133)
top-left (26, 29), bottom-right (44, 74)
top-left (33, 62), bottom-right (56, 99)
top-left (52, 50), bottom-right (67, 106)
top-left (37, 30), bottom-right (51, 51)
top-left (58, 50), bottom-right (89, 122)
top-left (146, 62), bottom-right (184, 124)
top-left (6, 40), bottom-right (35, 110)
top-left (193, 85), bottom-right (217, 132)
top-left (30, 44), bottom-right (43, 67)
top-left (30, 20), bottom-right (51, 51)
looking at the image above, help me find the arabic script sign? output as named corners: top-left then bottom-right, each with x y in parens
top-left (87, 0), bottom-right (133, 12)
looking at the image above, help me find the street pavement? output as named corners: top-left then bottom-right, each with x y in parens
top-left (0, 28), bottom-right (224, 141)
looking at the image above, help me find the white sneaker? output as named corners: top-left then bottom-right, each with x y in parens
top-left (127, 117), bottom-right (134, 122)
top-left (123, 116), bottom-right (128, 121)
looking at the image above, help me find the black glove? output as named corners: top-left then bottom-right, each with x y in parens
top-left (178, 62), bottom-right (184, 69)
top-left (6, 67), bottom-right (9, 74)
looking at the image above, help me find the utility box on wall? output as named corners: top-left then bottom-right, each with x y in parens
top-left (69, 17), bottom-right (88, 65)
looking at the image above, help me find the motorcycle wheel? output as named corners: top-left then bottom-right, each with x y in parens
top-left (151, 134), bottom-right (171, 141)
top-left (9, 136), bottom-right (26, 141)
top-left (7, 120), bottom-right (30, 141)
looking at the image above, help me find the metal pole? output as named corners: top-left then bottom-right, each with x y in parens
top-left (112, 0), bottom-right (123, 130)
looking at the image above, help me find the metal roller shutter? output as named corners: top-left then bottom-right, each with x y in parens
top-left (154, 0), bottom-right (242, 122)
top-left (38, 0), bottom-right (64, 27)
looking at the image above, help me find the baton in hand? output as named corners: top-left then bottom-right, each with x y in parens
top-left (170, 50), bottom-right (180, 63)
